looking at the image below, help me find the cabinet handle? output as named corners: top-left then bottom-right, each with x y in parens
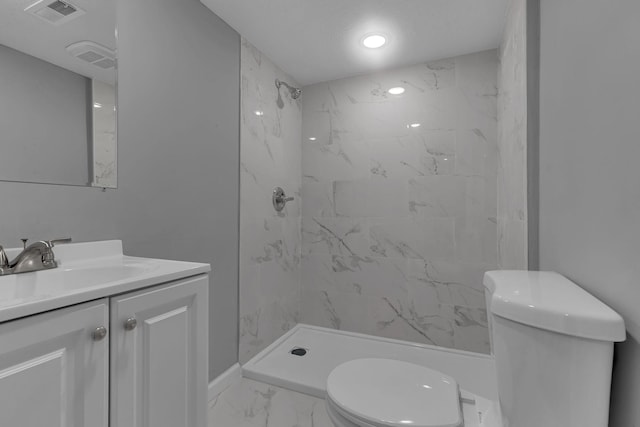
top-left (92, 326), bottom-right (108, 341)
top-left (124, 317), bottom-right (137, 331)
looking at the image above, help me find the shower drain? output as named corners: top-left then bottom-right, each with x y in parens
top-left (290, 347), bottom-right (308, 357)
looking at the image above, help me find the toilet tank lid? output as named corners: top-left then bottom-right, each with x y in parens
top-left (484, 271), bottom-right (625, 342)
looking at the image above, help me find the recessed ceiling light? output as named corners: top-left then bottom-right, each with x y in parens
top-left (407, 123), bottom-right (421, 128)
top-left (362, 34), bottom-right (387, 49)
top-left (309, 137), bottom-right (317, 141)
top-left (255, 110), bottom-right (264, 116)
top-left (388, 87), bottom-right (405, 95)
top-left (93, 102), bottom-right (102, 109)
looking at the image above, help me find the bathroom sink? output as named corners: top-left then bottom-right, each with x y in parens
top-left (57, 263), bottom-right (154, 287)
top-left (0, 240), bottom-right (210, 323)
top-left (50, 262), bottom-right (155, 289)
top-left (0, 261), bottom-right (154, 298)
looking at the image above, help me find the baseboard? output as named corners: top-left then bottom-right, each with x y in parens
top-left (208, 362), bottom-right (242, 402)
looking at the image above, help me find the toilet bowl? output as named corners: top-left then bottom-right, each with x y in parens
top-left (326, 358), bottom-right (463, 427)
top-left (325, 271), bottom-right (626, 427)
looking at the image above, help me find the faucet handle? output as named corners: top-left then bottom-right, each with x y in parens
top-left (20, 238), bottom-right (28, 249)
top-left (43, 238), bottom-right (72, 264)
top-left (0, 246), bottom-right (8, 268)
top-left (39, 238), bottom-right (71, 265)
top-left (47, 238), bottom-right (72, 247)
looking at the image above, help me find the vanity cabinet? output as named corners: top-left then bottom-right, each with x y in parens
top-left (0, 299), bottom-right (109, 427)
top-left (0, 274), bottom-right (208, 427)
top-left (110, 275), bottom-right (208, 427)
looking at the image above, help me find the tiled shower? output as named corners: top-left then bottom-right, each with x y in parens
top-left (300, 51), bottom-right (499, 354)
top-left (239, 40), bottom-right (302, 363)
top-left (240, 21), bottom-right (526, 362)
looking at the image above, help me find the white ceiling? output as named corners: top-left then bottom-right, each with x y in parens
top-left (200, 0), bottom-right (509, 86)
top-left (0, 0), bottom-right (116, 83)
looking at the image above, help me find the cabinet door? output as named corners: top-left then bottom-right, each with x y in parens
top-left (110, 275), bottom-right (208, 427)
top-left (0, 299), bottom-right (109, 427)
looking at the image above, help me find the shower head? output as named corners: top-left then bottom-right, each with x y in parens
top-left (276, 79), bottom-right (301, 100)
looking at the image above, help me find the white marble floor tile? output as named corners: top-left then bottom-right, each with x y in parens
top-left (209, 378), bottom-right (332, 427)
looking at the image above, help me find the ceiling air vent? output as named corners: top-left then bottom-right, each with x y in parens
top-left (66, 41), bottom-right (116, 69)
top-left (24, 0), bottom-right (86, 25)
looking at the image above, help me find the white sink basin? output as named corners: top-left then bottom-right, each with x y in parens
top-left (0, 240), bottom-right (210, 323)
top-left (0, 261), bottom-right (154, 299)
top-left (57, 263), bottom-right (155, 287)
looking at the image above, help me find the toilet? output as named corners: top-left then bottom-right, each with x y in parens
top-left (326, 358), bottom-right (463, 427)
top-left (325, 271), bottom-right (626, 427)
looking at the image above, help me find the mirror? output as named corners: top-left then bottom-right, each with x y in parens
top-left (0, 0), bottom-right (117, 188)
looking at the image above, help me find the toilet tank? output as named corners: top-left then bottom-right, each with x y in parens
top-left (483, 271), bottom-right (625, 427)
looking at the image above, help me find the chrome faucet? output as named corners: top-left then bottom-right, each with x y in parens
top-left (0, 246), bottom-right (9, 275)
top-left (0, 238), bottom-right (72, 276)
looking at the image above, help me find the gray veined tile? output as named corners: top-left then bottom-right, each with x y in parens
top-left (333, 179), bottom-right (409, 218)
top-left (466, 175), bottom-right (498, 219)
top-left (301, 135), bottom-right (371, 181)
top-left (302, 217), bottom-right (370, 257)
top-left (452, 306), bottom-right (491, 354)
top-left (239, 40), bottom-right (302, 364)
top-left (301, 289), bottom-right (375, 335)
top-left (367, 131), bottom-right (456, 180)
top-left (420, 58), bottom-right (457, 90)
top-left (302, 110), bottom-right (332, 146)
top-left (240, 218), bottom-right (300, 268)
top-left (455, 129), bottom-right (495, 177)
top-left (332, 180), bottom-right (371, 218)
top-left (239, 299), bottom-right (300, 364)
top-left (454, 216), bottom-right (498, 265)
top-left (301, 253), bottom-right (409, 299)
top-left (369, 58), bottom-right (456, 94)
top-left (455, 50), bottom-right (500, 96)
top-left (296, 48), bottom-right (501, 355)
top-left (368, 218), bottom-right (456, 261)
top-left (408, 176), bottom-right (467, 218)
top-left (373, 296), bottom-right (457, 348)
top-left (406, 259), bottom-right (492, 309)
top-left (209, 378), bottom-right (332, 427)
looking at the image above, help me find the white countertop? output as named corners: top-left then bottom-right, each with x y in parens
top-left (0, 240), bottom-right (210, 323)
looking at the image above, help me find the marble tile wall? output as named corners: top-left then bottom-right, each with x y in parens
top-left (239, 39), bottom-right (302, 363)
top-left (300, 51), bottom-right (499, 354)
top-left (497, 0), bottom-right (528, 270)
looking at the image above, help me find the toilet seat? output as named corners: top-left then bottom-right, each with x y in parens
top-left (326, 358), bottom-right (462, 427)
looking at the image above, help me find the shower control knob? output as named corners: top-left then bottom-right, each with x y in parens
top-left (273, 187), bottom-right (294, 212)
top-left (92, 326), bottom-right (108, 341)
top-left (124, 317), bottom-right (137, 331)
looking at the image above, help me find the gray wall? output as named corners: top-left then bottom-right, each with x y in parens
top-left (538, 0), bottom-right (640, 424)
top-left (0, 0), bottom-right (240, 380)
top-left (0, 44), bottom-right (90, 186)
